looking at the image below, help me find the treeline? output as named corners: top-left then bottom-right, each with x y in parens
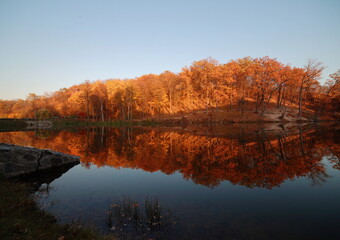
top-left (1, 57), bottom-right (339, 120)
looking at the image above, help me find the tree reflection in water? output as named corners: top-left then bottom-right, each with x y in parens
top-left (0, 123), bottom-right (338, 189)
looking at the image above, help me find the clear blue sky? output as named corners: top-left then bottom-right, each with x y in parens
top-left (0, 0), bottom-right (339, 100)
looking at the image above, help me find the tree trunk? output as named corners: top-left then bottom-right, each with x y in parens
top-left (169, 90), bottom-right (172, 114)
top-left (298, 88), bottom-right (303, 118)
top-left (255, 92), bottom-right (260, 113)
top-left (277, 85), bottom-right (282, 108)
top-left (240, 97), bottom-right (245, 116)
top-left (261, 87), bottom-right (278, 116)
top-left (127, 103), bottom-right (130, 121)
top-left (100, 99), bottom-right (104, 121)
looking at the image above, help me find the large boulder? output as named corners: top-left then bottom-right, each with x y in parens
top-left (0, 143), bottom-right (80, 177)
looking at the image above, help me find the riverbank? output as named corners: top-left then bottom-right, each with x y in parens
top-left (0, 177), bottom-right (115, 240)
top-left (52, 119), bottom-right (159, 127)
top-left (51, 107), bottom-right (340, 126)
top-left (0, 107), bottom-right (338, 131)
top-left (0, 119), bottom-right (27, 131)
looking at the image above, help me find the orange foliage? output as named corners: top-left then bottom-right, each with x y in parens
top-left (0, 57), bottom-right (338, 120)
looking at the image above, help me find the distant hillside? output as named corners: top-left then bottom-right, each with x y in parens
top-left (0, 57), bottom-right (339, 121)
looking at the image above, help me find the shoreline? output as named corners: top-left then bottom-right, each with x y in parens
top-left (0, 176), bottom-right (116, 240)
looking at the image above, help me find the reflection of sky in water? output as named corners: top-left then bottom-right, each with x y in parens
top-left (36, 156), bottom-right (340, 240)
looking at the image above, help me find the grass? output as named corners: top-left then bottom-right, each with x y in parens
top-left (107, 197), bottom-right (178, 239)
top-left (0, 177), bottom-right (116, 240)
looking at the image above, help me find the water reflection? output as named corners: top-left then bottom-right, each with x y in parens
top-left (16, 160), bottom-right (79, 192)
top-left (107, 197), bottom-right (177, 239)
top-left (1, 124), bottom-right (340, 239)
top-left (0, 123), bottom-right (338, 189)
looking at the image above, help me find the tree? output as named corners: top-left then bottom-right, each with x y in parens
top-left (51, 88), bottom-right (71, 117)
top-left (325, 69), bottom-right (340, 112)
top-left (81, 81), bottom-right (92, 121)
top-left (68, 90), bottom-right (87, 118)
top-left (297, 60), bottom-right (324, 118)
top-left (1, 56), bottom-right (336, 121)
top-left (106, 79), bottom-right (125, 120)
top-left (233, 57), bottom-right (254, 115)
top-left (92, 81), bottom-right (108, 121)
top-left (250, 57), bottom-right (283, 116)
top-left (326, 70), bottom-right (340, 96)
top-left (276, 65), bottom-right (293, 109)
top-left (36, 108), bottom-right (52, 120)
top-left (113, 87), bottom-right (125, 120)
top-left (159, 71), bottom-right (181, 114)
top-left (26, 93), bottom-right (39, 119)
top-left (124, 82), bottom-right (136, 120)
top-left (186, 58), bottom-right (219, 112)
top-left (218, 61), bottom-right (239, 110)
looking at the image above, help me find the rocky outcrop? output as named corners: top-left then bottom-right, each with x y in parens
top-left (0, 143), bottom-right (80, 177)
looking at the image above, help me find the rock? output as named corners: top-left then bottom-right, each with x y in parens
top-left (0, 144), bottom-right (11, 152)
top-left (0, 143), bottom-right (80, 177)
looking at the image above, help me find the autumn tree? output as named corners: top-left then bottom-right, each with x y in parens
top-left (232, 57), bottom-right (254, 115)
top-left (124, 82), bottom-right (136, 120)
top-left (36, 108), bottom-right (52, 120)
top-left (67, 82), bottom-right (92, 119)
top-left (218, 61), bottom-right (239, 110)
top-left (159, 71), bottom-right (181, 114)
top-left (1, 56), bottom-right (337, 121)
top-left (182, 58), bottom-right (220, 113)
top-left (318, 69), bottom-right (340, 114)
top-left (91, 80), bottom-right (108, 121)
top-left (113, 86), bottom-right (125, 120)
top-left (82, 80), bottom-right (92, 121)
top-left (326, 70), bottom-right (340, 104)
top-left (297, 60), bottom-right (324, 118)
top-left (106, 79), bottom-right (125, 120)
top-left (135, 74), bottom-right (164, 116)
top-left (250, 57), bottom-right (284, 115)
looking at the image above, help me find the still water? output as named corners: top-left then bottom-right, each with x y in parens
top-left (1, 123), bottom-right (339, 240)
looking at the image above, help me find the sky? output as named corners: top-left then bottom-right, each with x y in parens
top-left (0, 0), bottom-right (339, 100)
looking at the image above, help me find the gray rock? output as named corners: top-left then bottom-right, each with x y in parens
top-left (0, 143), bottom-right (80, 177)
top-left (0, 143), bottom-right (11, 152)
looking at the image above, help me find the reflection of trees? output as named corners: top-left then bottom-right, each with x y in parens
top-left (34, 129), bottom-right (52, 139)
top-left (0, 125), bottom-right (338, 189)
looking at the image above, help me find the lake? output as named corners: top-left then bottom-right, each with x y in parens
top-left (1, 123), bottom-right (339, 240)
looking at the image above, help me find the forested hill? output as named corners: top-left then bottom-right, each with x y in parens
top-left (1, 57), bottom-right (339, 121)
